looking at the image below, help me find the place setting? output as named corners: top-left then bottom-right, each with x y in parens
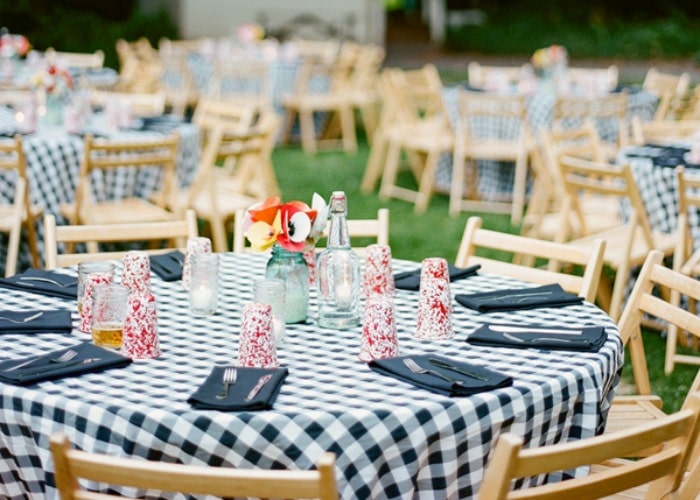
top-left (466, 322), bottom-right (609, 352)
top-left (454, 283), bottom-right (583, 313)
top-left (0, 268), bottom-right (78, 299)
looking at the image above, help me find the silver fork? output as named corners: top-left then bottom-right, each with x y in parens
top-left (0, 311), bottom-right (43, 324)
top-left (4, 349), bottom-right (78, 373)
top-left (215, 367), bottom-right (237, 399)
top-left (403, 358), bottom-right (464, 386)
top-left (18, 276), bottom-right (77, 287)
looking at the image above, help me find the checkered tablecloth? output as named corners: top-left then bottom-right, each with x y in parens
top-left (0, 108), bottom-right (200, 274)
top-left (619, 144), bottom-right (700, 249)
top-left (437, 86), bottom-right (659, 197)
top-left (0, 253), bottom-right (622, 499)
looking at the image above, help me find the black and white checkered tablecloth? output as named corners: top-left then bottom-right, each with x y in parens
top-left (620, 144), bottom-right (700, 249)
top-left (0, 253), bottom-right (622, 499)
top-left (0, 108), bottom-right (200, 274)
top-left (436, 86), bottom-right (659, 198)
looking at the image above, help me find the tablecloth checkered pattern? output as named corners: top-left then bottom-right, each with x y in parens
top-left (436, 86), bottom-right (659, 197)
top-left (620, 144), bottom-right (700, 248)
top-left (0, 253), bottom-right (622, 499)
top-left (0, 108), bottom-right (200, 275)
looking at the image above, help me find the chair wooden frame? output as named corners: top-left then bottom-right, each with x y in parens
top-left (450, 88), bottom-right (534, 224)
top-left (377, 64), bottom-right (454, 213)
top-left (630, 116), bottom-right (700, 146)
top-left (43, 209), bottom-right (198, 269)
top-left (233, 208), bottom-right (390, 255)
top-left (0, 135), bottom-right (42, 275)
top-left (89, 90), bottom-right (167, 117)
top-left (555, 155), bottom-right (677, 321)
top-left (455, 216), bottom-right (605, 303)
top-left (667, 167), bottom-right (700, 373)
top-left (478, 391), bottom-right (700, 500)
top-left (643, 68), bottom-right (692, 121)
top-left (60, 133), bottom-right (181, 232)
top-left (605, 250), bottom-right (700, 472)
top-left (45, 48), bottom-right (105, 69)
top-left (467, 62), bottom-right (529, 90)
top-left (50, 432), bottom-right (338, 500)
top-left (565, 65), bottom-right (619, 93)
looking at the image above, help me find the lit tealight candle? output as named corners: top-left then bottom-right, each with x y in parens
top-left (336, 282), bottom-right (352, 308)
top-left (190, 285), bottom-right (213, 311)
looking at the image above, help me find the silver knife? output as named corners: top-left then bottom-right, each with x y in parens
top-left (245, 374), bottom-right (273, 401)
top-left (502, 333), bottom-right (591, 347)
top-left (13, 358), bottom-right (101, 376)
top-left (428, 358), bottom-right (490, 382)
top-left (488, 325), bottom-right (582, 336)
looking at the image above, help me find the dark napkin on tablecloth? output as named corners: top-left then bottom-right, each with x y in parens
top-left (150, 251), bottom-right (185, 281)
top-left (467, 323), bottom-right (608, 352)
top-left (0, 342), bottom-right (132, 386)
top-left (138, 114), bottom-right (185, 133)
top-left (0, 268), bottom-right (78, 300)
top-left (394, 263), bottom-right (481, 291)
top-left (0, 309), bottom-right (73, 334)
top-left (455, 283), bottom-right (583, 313)
top-left (368, 354), bottom-right (512, 397)
top-left (188, 366), bottom-right (288, 411)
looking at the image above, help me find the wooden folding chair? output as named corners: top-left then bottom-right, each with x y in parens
top-left (43, 209), bottom-right (198, 269)
top-left (643, 68), bottom-right (692, 121)
top-left (478, 391), bottom-right (700, 499)
top-left (630, 116), bottom-right (700, 146)
top-left (89, 90), bottom-right (167, 117)
top-left (455, 216), bottom-right (605, 303)
top-left (565, 65), bottom-right (619, 93)
top-left (450, 88), bottom-right (534, 224)
top-left (555, 155), bottom-right (677, 321)
top-left (59, 134), bottom-right (181, 239)
top-left (467, 61), bottom-right (529, 90)
top-left (173, 97), bottom-right (277, 252)
top-left (0, 135), bottom-right (42, 275)
top-left (378, 64), bottom-right (454, 213)
top-left (50, 432), bottom-right (338, 500)
top-left (45, 48), bottom-right (104, 69)
top-left (667, 167), bottom-right (700, 373)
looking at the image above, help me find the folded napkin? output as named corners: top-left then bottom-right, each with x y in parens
top-left (188, 366), bottom-right (288, 411)
top-left (466, 323), bottom-right (608, 352)
top-left (455, 283), bottom-right (582, 313)
top-left (150, 251), bottom-right (185, 281)
top-left (394, 264), bottom-right (481, 291)
top-left (368, 354), bottom-right (512, 397)
top-left (0, 269), bottom-right (78, 300)
top-left (0, 342), bottom-right (132, 386)
top-left (0, 309), bottom-right (73, 334)
top-left (138, 115), bottom-right (184, 133)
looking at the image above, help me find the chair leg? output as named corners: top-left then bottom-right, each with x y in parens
top-left (338, 105), bottom-right (357, 154)
top-left (449, 151), bottom-right (466, 216)
top-left (379, 140), bottom-right (402, 201)
top-left (511, 151), bottom-right (529, 225)
top-left (414, 149), bottom-right (440, 213)
top-left (5, 224), bottom-right (21, 277)
top-left (209, 214), bottom-right (229, 253)
top-left (280, 107), bottom-right (297, 145)
top-left (299, 109), bottom-right (317, 154)
top-left (360, 132), bottom-right (388, 193)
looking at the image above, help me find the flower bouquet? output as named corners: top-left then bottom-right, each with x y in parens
top-left (531, 44), bottom-right (567, 79)
top-left (242, 193), bottom-right (328, 253)
top-left (0, 31), bottom-right (30, 59)
top-left (30, 63), bottom-right (74, 98)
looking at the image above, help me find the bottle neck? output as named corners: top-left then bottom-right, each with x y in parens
top-left (327, 212), bottom-right (351, 249)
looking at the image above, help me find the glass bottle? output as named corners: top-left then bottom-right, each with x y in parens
top-left (316, 191), bottom-right (361, 329)
top-left (266, 243), bottom-right (309, 323)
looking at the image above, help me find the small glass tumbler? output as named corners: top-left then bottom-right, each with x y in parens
top-left (189, 253), bottom-right (219, 316)
top-left (91, 283), bottom-right (130, 349)
top-left (77, 261), bottom-right (115, 316)
top-left (254, 279), bottom-right (286, 344)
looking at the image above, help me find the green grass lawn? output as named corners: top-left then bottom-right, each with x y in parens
top-left (271, 135), bottom-right (698, 413)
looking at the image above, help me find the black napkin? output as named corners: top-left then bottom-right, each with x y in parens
top-left (0, 309), bottom-right (73, 334)
top-left (0, 269), bottom-right (78, 300)
top-left (467, 323), bottom-right (608, 352)
top-left (455, 283), bottom-right (582, 313)
top-left (188, 366), bottom-right (288, 411)
top-left (138, 114), bottom-right (184, 133)
top-left (150, 251), bottom-right (185, 281)
top-left (394, 264), bottom-right (481, 291)
top-left (0, 342), bottom-right (132, 386)
top-left (368, 354), bottom-right (512, 397)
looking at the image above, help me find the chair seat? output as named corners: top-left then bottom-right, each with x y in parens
top-left (61, 198), bottom-right (178, 226)
top-left (605, 396), bottom-right (666, 435)
top-left (0, 207), bottom-right (19, 230)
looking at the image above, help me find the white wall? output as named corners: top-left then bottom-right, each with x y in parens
top-left (142, 0), bottom-right (385, 46)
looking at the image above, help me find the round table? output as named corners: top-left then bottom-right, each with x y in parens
top-left (0, 253), bottom-right (622, 499)
top-left (0, 107), bottom-right (200, 274)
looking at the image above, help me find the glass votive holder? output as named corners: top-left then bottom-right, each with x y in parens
top-left (254, 278), bottom-right (286, 345)
top-left (91, 283), bottom-right (130, 349)
top-left (189, 253), bottom-right (219, 316)
top-left (77, 261), bottom-right (116, 316)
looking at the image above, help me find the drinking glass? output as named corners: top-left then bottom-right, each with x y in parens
top-left (77, 261), bottom-right (115, 316)
top-left (254, 279), bottom-right (286, 344)
top-left (91, 283), bottom-right (129, 349)
top-left (189, 253), bottom-right (219, 316)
